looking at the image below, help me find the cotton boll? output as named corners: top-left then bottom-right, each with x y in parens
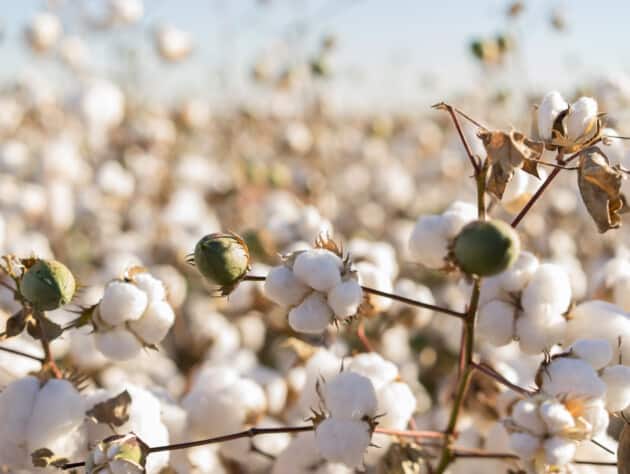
top-left (544, 436), bottom-right (576, 466)
top-left (512, 399), bottom-right (546, 436)
top-left (248, 367), bottom-right (288, 416)
top-left (541, 358), bottom-right (606, 399)
top-left (613, 275), bottom-right (630, 312)
top-left (510, 432), bottom-right (541, 460)
top-left (324, 371), bottom-right (377, 420)
top-left (441, 201), bottom-right (477, 237)
top-left (315, 418), bottom-right (371, 468)
top-left (264, 265), bottom-right (311, 306)
top-left (133, 273), bottom-right (166, 302)
top-left (94, 327), bottom-right (143, 360)
top-left (288, 292), bottom-right (333, 334)
top-left (377, 382), bottom-right (416, 430)
top-left (478, 300), bottom-right (516, 346)
top-left (522, 264), bottom-right (571, 315)
top-left (569, 339), bottom-right (612, 370)
top-left (600, 365), bottom-right (630, 412)
top-left (327, 279), bottom-right (362, 319)
top-left (293, 249), bottom-right (342, 292)
top-left (539, 399), bottom-right (575, 433)
top-left (497, 251), bottom-right (539, 293)
top-left (128, 300), bottom-right (175, 345)
top-left (236, 313), bottom-right (267, 352)
top-left (502, 169), bottom-right (530, 204)
top-left (538, 91), bottom-right (569, 140)
top-left (601, 128), bottom-right (626, 166)
top-left (155, 25), bottom-right (193, 62)
top-left (380, 324), bottom-right (411, 363)
top-left (297, 349), bottom-right (342, 415)
top-left (409, 214), bottom-right (449, 269)
top-left (348, 353), bottom-right (398, 391)
top-left (99, 281), bottom-right (148, 326)
top-left (356, 261), bottom-right (393, 312)
top-left (0, 376), bottom-right (40, 466)
top-left (516, 304), bottom-right (566, 354)
top-left (25, 12), bottom-right (61, 52)
top-left (566, 97), bottom-right (598, 142)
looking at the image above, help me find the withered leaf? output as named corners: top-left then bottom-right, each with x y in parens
top-left (31, 448), bottom-right (69, 468)
top-left (477, 129), bottom-right (544, 199)
top-left (86, 390), bottom-right (132, 427)
top-left (578, 147), bottom-right (628, 233)
top-left (26, 313), bottom-right (64, 342)
top-left (4, 309), bottom-right (26, 337)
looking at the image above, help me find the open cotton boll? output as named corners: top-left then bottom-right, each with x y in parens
top-left (502, 168), bottom-right (530, 204)
top-left (409, 214), bottom-right (450, 269)
top-left (128, 300), bottom-right (175, 345)
top-left (510, 432), bottom-right (541, 460)
top-left (315, 418), bottom-right (371, 468)
top-left (512, 399), bottom-right (546, 436)
top-left (544, 436), bottom-right (577, 466)
top-left (324, 372), bottom-right (377, 420)
top-left (356, 261), bottom-right (393, 312)
top-left (538, 91), bottom-right (569, 140)
top-left (0, 376), bottom-right (40, 466)
top-left (521, 264), bottom-right (571, 315)
top-left (441, 201), bottom-right (477, 236)
top-left (539, 399), bottom-right (575, 433)
top-left (293, 249), bottom-right (342, 292)
top-left (497, 251), bottom-right (539, 293)
top-left (133, 273), bottom-right (166, 302)
top-left (566, 97), bottom-right (598, 142)
top-left (247, 367), bottom-right (288, 416)
top-left (600, 365), bottom-right (630, 412)
top-left (94, 326), bottom-right (143, 360)
top-left (569, 339), bottom-right (612, 370)
top-left (601, 128), bottom-right (626, 166)
top-left (516, 304), bottom-right (566, 354)
top-left (377, 382), bottom-right (416, 430)
top-left (272, 432), bottom-right (353, 474)
top-left (327, 279), bottom-right (363, 319)
top-left (288, 292), bottom-right (333, 334)
top-left (348, 352), bottom-right (398, 391)
top-left (540, 358), bottom-right (606, 399)
top-left (99, 281), bottom-right (148, 326)
top-left (264, 265), bottom-right (311, 306)
top-left (297, 349), bottom-right (343, 415)
top-left (478, 300), bottom-right (515, 346)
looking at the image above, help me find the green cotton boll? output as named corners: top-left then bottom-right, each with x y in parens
top-left (20, 259), bottom-right (76, 311)
top-left (453, 219), bottom-right (520, 277)
top-left (193, 233), bottom-right (250, 287)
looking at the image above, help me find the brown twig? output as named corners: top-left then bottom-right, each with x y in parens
top-left (432, 102), bottom-right (481, 173)
top-left (470, 361), bottom-right (535, 396)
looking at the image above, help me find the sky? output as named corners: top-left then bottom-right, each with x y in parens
top-left (2, 0), bottom-right (630, 110)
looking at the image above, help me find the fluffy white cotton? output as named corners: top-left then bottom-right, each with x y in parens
top-left (538, 91), bottom-right (569, 140)
top-left (0, 376), bottom-right (40, 466)
top-left (540, 357), bottom-right (606, 399)
top-left (293, 249), bottom-right (343, 292)
top-left (497, 251), bottom-right (539, 293)
top-left (512, 399), bottom-right (545, 436)
top-left (538, 400), bottom-right (575, 434)
top-left (324, 371), bottom-right (377, 420)
top-left (409, 215), bottom-right (449, 269)
top-left (440, 201), bottom-right (477, 236)
top-left (264, 265), bottom-right (311, 306)
top-left (99, 281), bottom-right (148, 326)
top-left (569, 339), bottom-right (613, 370)
top-left (509, 432), bottom-right (540, 460)
top-left (377, 382), bottom-right (416, 429)
top-left (543, 436), bottom-right (576, 466)
top-left (94, 326), bottom-right (143, 360)
top-left (133, 272), bottom-right (166, 302)
top-left (128, 300), bottom-right (175, 345)
top-left (521, 263), bottom-right (571, 315)
top-left (356, 261), bottom-right (393, 312)
top-left (327, 279), bottom-right (363, 319)
top-left (315, 418), bottom-right (371, 468)
top-left (288, 292), bottom-right (333, 334)
top-left (297, 349), bottom-right (343, 415)
top-left (478, 300), bottom-right (515, 346)
top-left (516, 304), bottom-right (566, 354)
top-left (600, 365), bottom-right (630, 412)
top-left (348, 352), bottom-right (398, 391)
top-left (566, 97), bottom-right (598, 142)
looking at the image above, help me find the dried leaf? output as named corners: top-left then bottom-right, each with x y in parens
top-left (4, 309), bottom-right (26, 337)
top-left (31, 448), bottom-right (69, 468)
top-left (477, 129), bottom-right (544, 199)
top-left (26, 313), bottom-right (64, 341)
top-left (619, 421), bottom-right (630, 474)
top-left (383, 443), bottom-right (430, 474)
top-left (86, 390), bottom-right (132, 427)
top-left (577, 148), bottom-right (628, 233)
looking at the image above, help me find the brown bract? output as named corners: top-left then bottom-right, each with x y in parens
top-left (477, 129), bottom-right (544, 199)
top-left (577, 147), bottom-right (628, 233)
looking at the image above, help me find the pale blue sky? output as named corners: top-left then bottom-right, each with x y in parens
top-left (1, 1), bottom-right (629, 109)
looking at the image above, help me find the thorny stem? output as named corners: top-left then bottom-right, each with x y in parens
top-left (243, 274), bottom-right (466, 319)
top-left (432, 102), bottom-right (481, 173)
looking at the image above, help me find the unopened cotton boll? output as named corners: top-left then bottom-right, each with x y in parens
top-left (408, 215), bottom-right (449, 269)
top-left (600, 365), bottom-right (630, 412)
top-left (510, 432), bottom-right (540, 460)
top-left (99, 281), bottom-right (148, 326)
top-left (327, 279), bottom-right (363, 319)
top-left (478, 300), bottom-right (515, 346)
top-left (315, 418), bottom-right (371, 468)
top-left (324, 371), bottom-right (377, 420)
top-left (538, 91), bottom-right (569, 140)
top-left (569, 339), bottom-right (613, 370)
top-left (94, 326), bottom-right (143, 360)
top-left (288, 292), bottom-right (332, 334)
top-left (543, 436), bottom-right (576, 466)
top-left (521, 263), bottom-right (572, 315)
top-left (264, 265), bottom-right (310, 306)
top-left (293, 249), bottom-right (342, 292)
top-left (566, 97), bottom-right (598, 142)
